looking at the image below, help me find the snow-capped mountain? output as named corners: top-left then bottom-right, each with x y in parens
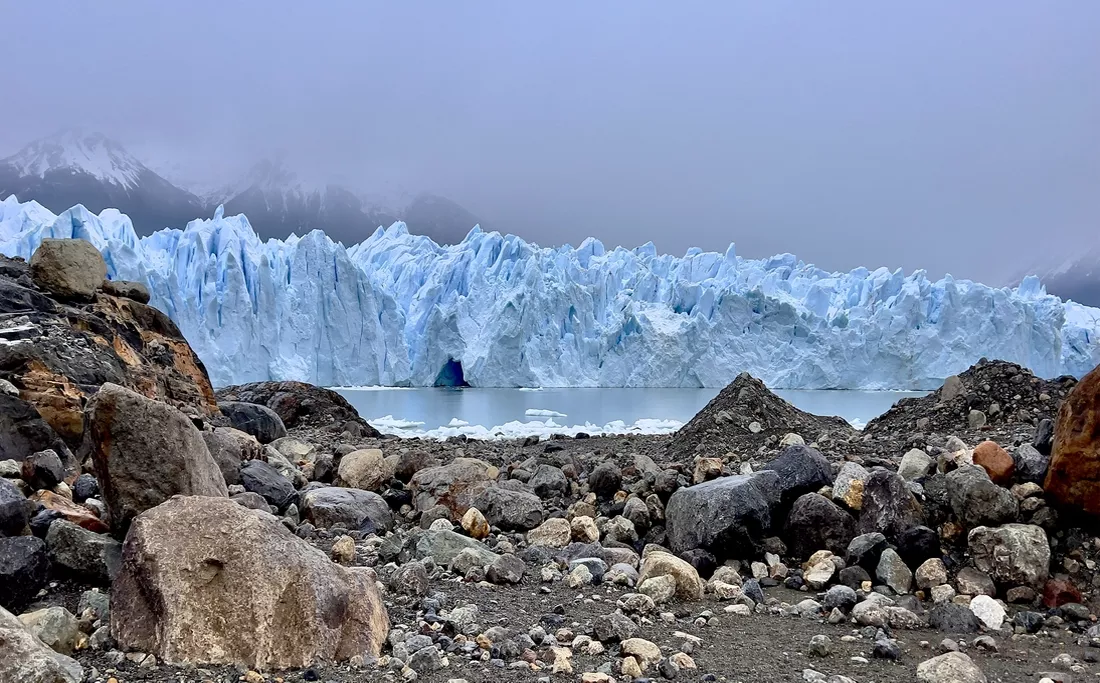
top-left (0, 130), bottom-right (205, 234)
top-left (2, 195), bottom-right (1098, 389)
top-left (1017, 245), bottom-right (1100, 307)
top-left (216, 158), bottom-right (478, 245)
top-left (215, 157), bottom-right (399, 244)
top-left (0, 131), bottom-right (483, 244)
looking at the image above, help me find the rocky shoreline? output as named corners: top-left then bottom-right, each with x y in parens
top-left (2, 240), bottom-right (1100, 683)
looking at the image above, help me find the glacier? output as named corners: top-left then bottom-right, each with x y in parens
top-left (1, 195), bottom-right (1098, 390)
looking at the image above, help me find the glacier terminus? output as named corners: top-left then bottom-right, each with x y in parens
top-left (1, 195), bottom-right (1097, 390)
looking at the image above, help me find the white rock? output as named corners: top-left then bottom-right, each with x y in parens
top-left (968, 595), bottom-right (1005, 630)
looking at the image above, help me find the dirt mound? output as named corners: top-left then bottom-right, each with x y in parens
top-left (216, 380), bottom-right (379, 434)
top-left (666, 372), bottom-right (854, 462)
top-left (864, 358), bottom-right (1076, 439)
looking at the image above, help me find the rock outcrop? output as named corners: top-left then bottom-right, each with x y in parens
top-left (0, 250), bottom-right (217, 446)
top-left (111, 496), bottom-right (389, 669)
top-left (83, 383), bottom-right (228, 533)
top-left (216, 380), bottom-right (380, 433)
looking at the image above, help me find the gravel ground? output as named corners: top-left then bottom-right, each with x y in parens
top-left (67, 578), bottom-right (1092, 683)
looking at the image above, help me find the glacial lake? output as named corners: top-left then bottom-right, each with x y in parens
top-left (333, 387), bottom-right (927, 440)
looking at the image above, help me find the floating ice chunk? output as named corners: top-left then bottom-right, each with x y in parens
top-left (525, 408), bottom-right (568, 418)
top-left (368, 415), bottom-right (425, 430)
top-left (367, 417), bottom-right (685, 441)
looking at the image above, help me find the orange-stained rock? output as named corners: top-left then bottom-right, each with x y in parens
top-left (1045, 365), bottom-right (1100, 516)
top-left (30, 491), bottom-right (109, 534)
top-left (1043, 577), bottom-right (1082, 608)
top-left (1, 251), bottom-right (218, 448)
top-left (973, 440), bottom-right (1015, 486)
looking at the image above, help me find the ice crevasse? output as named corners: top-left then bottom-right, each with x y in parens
top-left (1, 195), bottom-right (1098, 390)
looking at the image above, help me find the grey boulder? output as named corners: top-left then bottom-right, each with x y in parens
top-left (760, 445), bottom-right (832, 505)
top-left (471, 486), bottom-right (546, 531)
top-left (858, 470), bottom-right (923, 542)
top-left (946, 466), bottom-right (1017, 529)
top-left (300, 487), bottom-right (393, 533)
top-left (665, 471), bottom-right (782, 559)
top-left (218, 401), bottom-right (287, 444)
top-left (240, 459), bottom-right (297, 512)
top-left (45, 519), bottom-right (121, 584)
top-left (0, 536), bottom-right (50, 612)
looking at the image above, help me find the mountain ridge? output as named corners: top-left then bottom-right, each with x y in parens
top-left (0, 130), bottom-right (478, 245)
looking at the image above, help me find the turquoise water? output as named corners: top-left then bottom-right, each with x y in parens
top-left (334, 387), bottom-right (926, 437)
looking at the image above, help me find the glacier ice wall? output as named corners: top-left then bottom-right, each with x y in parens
top-left (2, 195), bottom-right (1098, 389)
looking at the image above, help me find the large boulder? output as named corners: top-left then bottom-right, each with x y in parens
top-left (967, 524), bottom-right (1050, 590)
top-left (111, 496), bottom-right (389, 668)
top-left (300, 487), bottom-right (393, 533)
top-left (858, 470), bottom-right (922, 542)
top-left (471, 486), bottom-right (546, 531)
top-left (665, 471), bottom-right (782, 559)
top-left (83, 383), bottom-right (229, 534)
top-left (410, 458), bottom-right (498, 516)
top-left (0, 477), bottom-right (30, 537)
top-left (45, 519), bottom-right (121, 584)
top-left (760, 445), bottom-right (833, 506)
top-left (784, 493), bottom-right (856, 560)
top-left (29, 238), bottom-right (106, 302)
top-left (946, 466), bottom-right (1018, 528)
top-left (1045, 365), bottom-right (1100, 516)
top-left (0, 536), bottom-right (50, 612)
top-left (218, 401), bottom-right (287, 444)
top-left (239, 460), bottom-right (297, 511)
top-left (0, 605), bottom-right (83, 683)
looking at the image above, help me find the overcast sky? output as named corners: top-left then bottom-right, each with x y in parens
top-left (2, 2), bottom-right (1098, 282)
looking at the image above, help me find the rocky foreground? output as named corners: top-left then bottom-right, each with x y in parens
top-left (2, 241), bottom-right (1100, 683)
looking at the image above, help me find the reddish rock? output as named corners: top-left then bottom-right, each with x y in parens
top-left (30, 491), bottom-right (109, 533)
top-left (1045, 365), bottom-right (1100, 516)
top-left (1043, 577), bottom-right (1082, 608)
top-left (973, 440), bottom-right (1015, 486)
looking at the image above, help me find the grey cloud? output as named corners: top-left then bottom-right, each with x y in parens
top-left (2, 1), bottom-right (1098, 282)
